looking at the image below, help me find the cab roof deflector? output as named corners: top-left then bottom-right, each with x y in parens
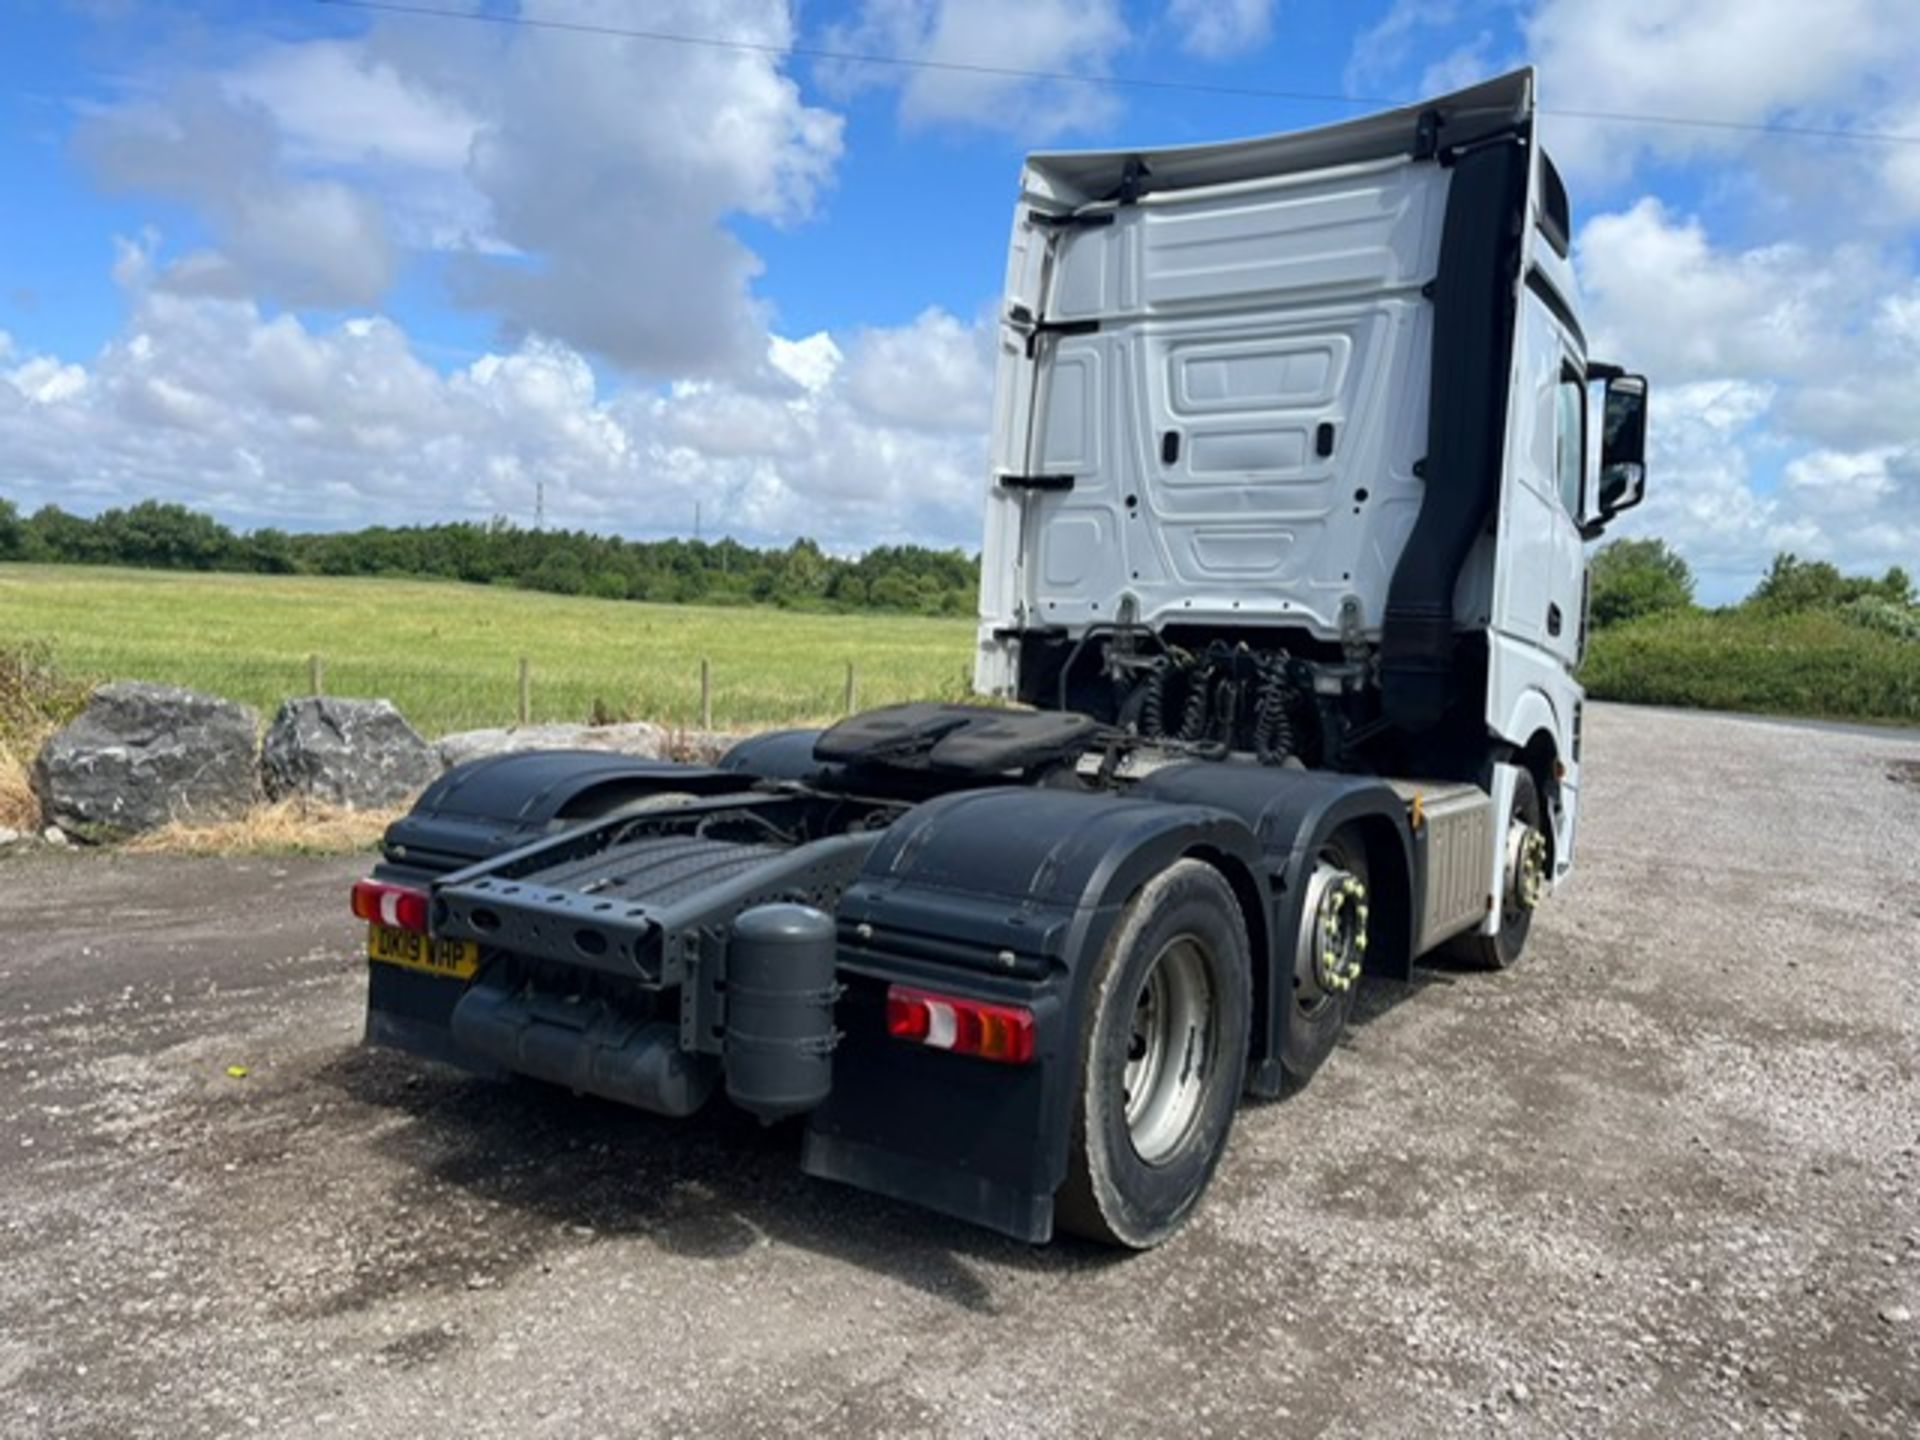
top-left (1022, 69), bottom-right (1534, 208)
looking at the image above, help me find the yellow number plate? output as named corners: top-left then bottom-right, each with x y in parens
top-left (366, 924), bottom-right (480, 980)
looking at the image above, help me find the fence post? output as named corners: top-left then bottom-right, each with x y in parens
top-left (844, 660), bottom-right (857, 716)
top-left (699, 657), bottom-right (712, 731)
top-left (308, 653), bottom-right (324, 696)
top-left (517, 656), bottom-right (531, 726)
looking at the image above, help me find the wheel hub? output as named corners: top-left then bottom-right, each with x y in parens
top-left (1508, 821), bottom-right (1549, 912)
top-left (1121, 938), bottom-right (1215, 1165)
top-left (1300, 863), bottom-right (1368, 997)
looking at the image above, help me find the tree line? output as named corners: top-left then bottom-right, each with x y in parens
top-left (0, 496), bottom-right (982, 616)
top-left (2, 493), bottom-right (1909, 634)
top-left (1589, 537), bottom-right (1914, 629)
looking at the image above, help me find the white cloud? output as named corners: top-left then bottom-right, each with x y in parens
top-left (1576, 198), bottom-right (1847, 381)
top-left (0, 257), bottom-right (991, 552)
top-left (76, 79), bottom-right (398, 309)
top-left (6, 356), bottom-right (89, 407)
top-left (818, 0), bottom-right (1130, 138)
top-left (1524, 0), bottom-right (1917, 187)
top-left (75, 3), bottom-right (844, 378)
top-left (1577, 197), bottom-right (1920, 452)
top-left (1577, 199), bottom-right (1920, 597)
top-left (452, 1), bottom-right (842, 378)
top-left (1167, 0), bottom-right (1274, 61)
top-left (224, 39), bottom-right (478, 173)
top-left (843, 307), bottom-right (994, 431)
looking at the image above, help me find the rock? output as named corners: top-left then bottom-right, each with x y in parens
top-left (261, 697), bottom-right (439, 808)
top-left (436, 721), bottom-right (668, 770)
top-left (0, 827), bottom-right (20, 847)
top-left (42, 826), bottom-right (68, 847)
top-left (33, 682), bottom-right (258, 838)
top-left (664, 729), bottom-right (742, 765)
top-left (1879, 1304), bottom-right (1911, 1325)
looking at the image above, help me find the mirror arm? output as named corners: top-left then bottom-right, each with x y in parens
top-left (1587, 360), bottom-right (1625, 382)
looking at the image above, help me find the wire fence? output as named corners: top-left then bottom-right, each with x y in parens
top-left (108, 649), bottom-right (975, 738)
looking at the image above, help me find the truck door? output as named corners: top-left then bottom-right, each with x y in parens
top-left (1494, 293), bottom-right (1586, 672)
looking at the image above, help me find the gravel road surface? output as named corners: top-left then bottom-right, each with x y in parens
top-left (2, 703), bottom-right (1915, 1438)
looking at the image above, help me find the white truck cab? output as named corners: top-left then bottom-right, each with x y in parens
top-left (976, 68), bottom-right (1647, 957)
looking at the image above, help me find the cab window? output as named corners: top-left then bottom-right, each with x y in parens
top-left (1554, 366), bottom-right (1585, 519)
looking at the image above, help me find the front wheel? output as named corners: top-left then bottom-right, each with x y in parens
top-left (1055, 859), bottom-right (1252, 1248)
top-left (1445, 768), bottom-right (1547, 970)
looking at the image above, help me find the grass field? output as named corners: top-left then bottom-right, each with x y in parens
top-left (0, 564), bottom-right (976, 735)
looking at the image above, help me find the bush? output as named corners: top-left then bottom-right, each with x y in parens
top-left (1749, 554), bottom-right (1914, 612)
top-left (1589, 538), bottom-right (1694, 627)
top-left (1842, 596), bottom-right (1920, 643)
top-left (1583, 609), bottom-right (1920, 723)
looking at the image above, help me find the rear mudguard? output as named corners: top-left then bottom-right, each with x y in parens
top-left (803, 767), bottom-right (1412, 1241)
top-left (376, 749), bottom-right (752, 883)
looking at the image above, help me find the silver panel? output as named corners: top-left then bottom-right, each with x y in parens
top-left (1389, 780), bottom-right (1495, 954)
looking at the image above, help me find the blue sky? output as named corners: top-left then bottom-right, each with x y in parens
top-left (2, 1), bottom-right (1917, 603)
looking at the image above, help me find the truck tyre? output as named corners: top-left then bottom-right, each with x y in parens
top-left (1445, 768), bottom-right (1545, 971)
top-left (1278, 824), bottom-right (1369, 1090)
top-left (1056, 859), bottom-right (1252, 1248)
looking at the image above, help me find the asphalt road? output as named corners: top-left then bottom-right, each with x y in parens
top-left (2, 703), bottom-right (1915, 1438)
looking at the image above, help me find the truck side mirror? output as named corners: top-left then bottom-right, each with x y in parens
top-left (1596, 374), bottom-right (1648, 521)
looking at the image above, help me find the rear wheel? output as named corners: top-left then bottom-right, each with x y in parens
top-left (1445, 768), bottom-right (1547, 970)
top-left (1277, 824), bottom-right (1370, 1090)
top-left (1056, 859), bottom-right (1251, 1248)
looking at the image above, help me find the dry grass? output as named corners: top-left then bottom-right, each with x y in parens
top-left (123, 798), bottom-right (403, 857)
top-left (0, 736), bottom-right (42, 833)
top-left (0, 639), bottom-right (91, 836)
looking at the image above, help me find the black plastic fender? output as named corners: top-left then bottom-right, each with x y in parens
top-left (717, 728), bottom-right (835, 785)
top-left (376, 749), bottom-right (750, 881)
top-left (802, 767), bottom-right (1414, 1239)
top-left (803, 785), bottom-right (1267, 1242)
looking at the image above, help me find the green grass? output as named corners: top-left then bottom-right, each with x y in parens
top-left (1583, 607), bottom-right (1920, 724)
top-left (0, 564), bottom-right (976, 735)
top-left (12, 563), bottom-right (1912, 741)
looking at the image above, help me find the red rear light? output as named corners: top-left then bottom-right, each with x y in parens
top-left (351, 879), bottom-right (430, 935)
top-left (885, 985), bottom-right (1035, 1065)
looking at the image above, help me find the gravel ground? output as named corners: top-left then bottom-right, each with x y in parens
top-left (1, 702), bottom-right (1915, 1438)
